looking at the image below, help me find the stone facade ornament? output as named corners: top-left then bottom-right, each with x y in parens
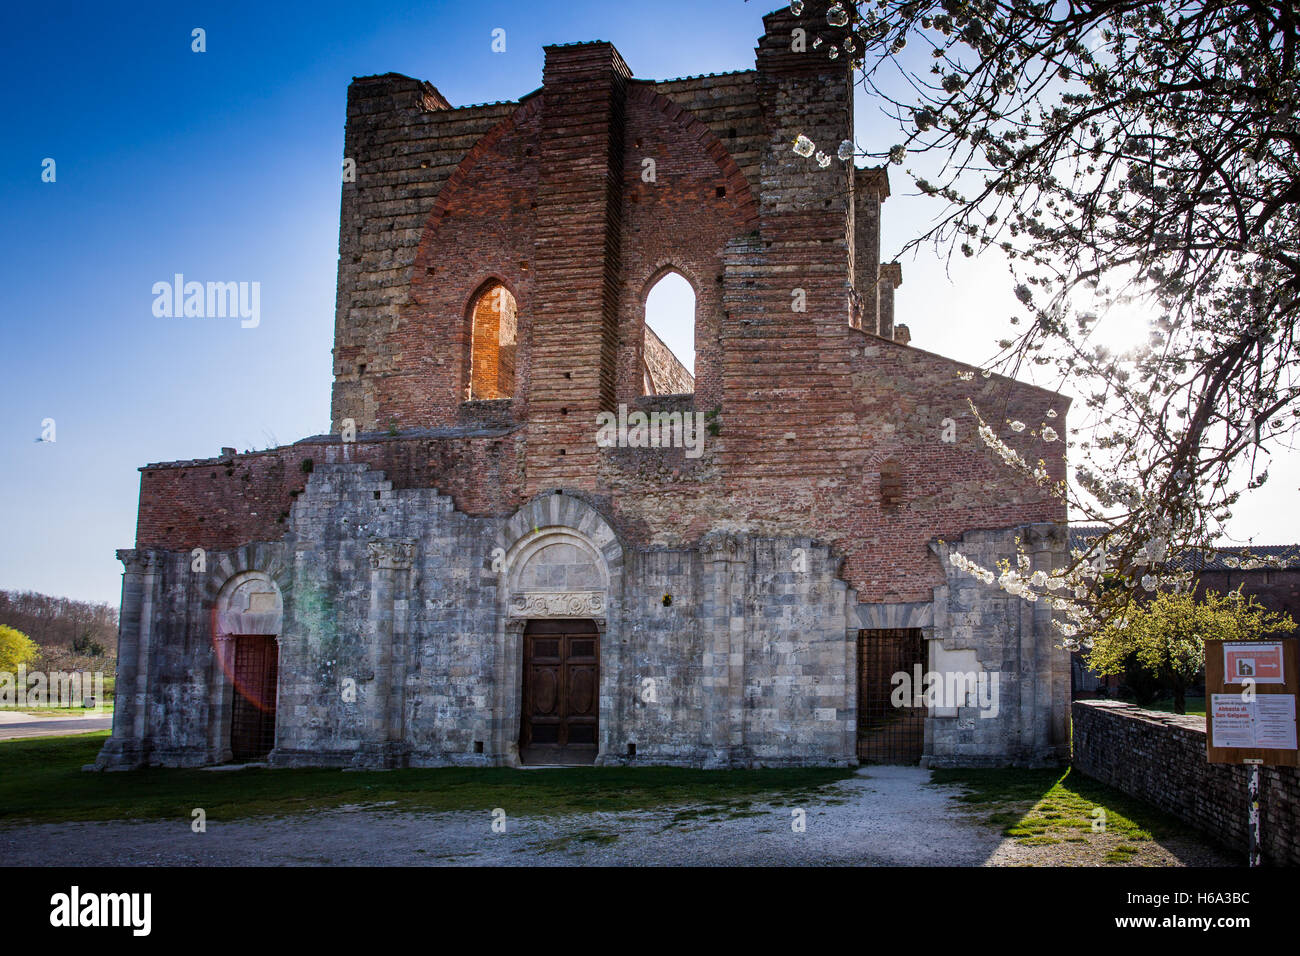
top-left (216, 574), bottom-right (283, 636)
top-left (700, 530), bottom-right (749, 561)
top-left (117, 549), bottom-right (163, 574)
top-left (509, 590), bottom-right (605, 618)
top-left (367, 539), bottom-right (416, 571)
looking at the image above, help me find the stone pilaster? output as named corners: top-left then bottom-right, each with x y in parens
top-left (1023, 522), bottom-right (1070, 761)
top-left (359, 538), bottom-right (416, 767)
top-left (93, 549), bottom-right (162, 770)
top-left (700, 531), bottom-right (749, 766)
top-left (209, 632), bottom-right (236, 764)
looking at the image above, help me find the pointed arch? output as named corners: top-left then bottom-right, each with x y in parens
top-left (626, 86), bottom-right (760, 231)
top-left (640, 265), bottom-right (698, 396)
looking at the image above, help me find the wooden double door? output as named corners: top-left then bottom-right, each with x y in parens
top-left (520, 620), bottom-right (599, 765)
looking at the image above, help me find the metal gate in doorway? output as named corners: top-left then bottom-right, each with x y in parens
top-left (857, 628), bottom-right (925, 764)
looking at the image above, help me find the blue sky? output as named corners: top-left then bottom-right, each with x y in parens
top-left (2, 0), bottom-right (1295, 606)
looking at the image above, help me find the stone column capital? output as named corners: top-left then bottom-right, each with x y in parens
top-left (1021, 522), bottom-right (1068, 553)
top-left (700, 530), bottom-right (749, 563)
top-left (117, 549), bottom-right (163, 574)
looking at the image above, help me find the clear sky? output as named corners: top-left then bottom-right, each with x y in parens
top-left (3, 0), bottom-right (1296, 606)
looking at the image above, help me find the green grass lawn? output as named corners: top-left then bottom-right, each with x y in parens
top-left (0, 732), bottom-right (856, 826)
top-left (932, 766), bottom-right (1200, 863)
top-left (1142, 696), bottom-right (1206, 718)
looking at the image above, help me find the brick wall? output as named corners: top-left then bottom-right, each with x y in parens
top-left (135, 433), bottom-right (525, 552)
top-left (331, 74), bottom-right (519, 430)
top-left (1072, 700), bottom-right (1300, 865)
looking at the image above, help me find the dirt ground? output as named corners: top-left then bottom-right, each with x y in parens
top-left (0, 765), bottom-right (1234, 866)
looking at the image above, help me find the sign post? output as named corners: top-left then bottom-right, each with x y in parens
top-left (1205, 637), bottom-right (1298, 867)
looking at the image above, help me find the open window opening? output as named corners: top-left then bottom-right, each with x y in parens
top-left (469, 282), bottom-right (518, 400)
top-left (642, 271), bottom-right (696, 396)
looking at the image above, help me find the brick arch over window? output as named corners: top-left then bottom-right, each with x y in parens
top-left (393, 96), bottom-right (541, 428)
top-left (627, 87), bottom-right (759, 231)
top-left (618, 90), bottom-right (758, 410)
top-left (421, 96), bottom-right (545, 241)
top-left (466, 278), bottom-right (519, 400)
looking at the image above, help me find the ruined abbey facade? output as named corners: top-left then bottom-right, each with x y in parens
top-left (97, 3), bottom-right (1070, 773)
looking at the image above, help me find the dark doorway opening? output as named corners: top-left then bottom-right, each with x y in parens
top-left (857, 628), bottom-right (925, 764)
top-left (229, 635), bottom-right (278, 761)
top-left (520, 619), bottom-right (599, 766)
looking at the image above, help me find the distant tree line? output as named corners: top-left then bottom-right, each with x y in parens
top-left (0, 590), bottom-right (118, 659)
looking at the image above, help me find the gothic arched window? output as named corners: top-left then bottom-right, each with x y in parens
top-left (469, 282), bottom-right (518, 400)
top-left (642, 271), bottom-right (695, 396)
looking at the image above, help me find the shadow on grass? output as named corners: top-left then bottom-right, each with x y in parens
top-left (931, 766), bottom-right (1198, 855)
top-left (0, 732), bottom-right (856, 826)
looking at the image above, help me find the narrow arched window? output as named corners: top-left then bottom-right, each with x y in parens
top-left (642, 272), bottom-right (695, 396)
top-left (469, 282), bottom-right (517, 400)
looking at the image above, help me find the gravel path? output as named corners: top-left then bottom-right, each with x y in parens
top-left (0, 766), bottom-right (1232, 866)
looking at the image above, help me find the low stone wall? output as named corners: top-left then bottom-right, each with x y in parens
top-left (1072, 700), bottom-right (1299, 866)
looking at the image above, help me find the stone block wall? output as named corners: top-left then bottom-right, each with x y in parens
top-left (104, 463), bottom-right (864, 770)
top-left (924, 524), bottom-right (1071, 766)
top-left (1072, 700), bottom-right (1300, 865)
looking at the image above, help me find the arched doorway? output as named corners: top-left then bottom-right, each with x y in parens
top-left (229, 636), bottom-right (279, 761)
top-left (520, 618), bottom-right (599, 765)
top-left (490, 493), bottom-right (624, 767)
top-left (212, 573), bottom-right (282, 763)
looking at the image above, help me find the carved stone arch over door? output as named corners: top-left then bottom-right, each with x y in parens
top-left (486, 493), bottom-right (625, 766)
top-left (507, 529), bottom-right (609, 619)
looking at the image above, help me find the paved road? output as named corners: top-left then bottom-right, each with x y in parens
top-left (0, 711), bottom-right (112, 740)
